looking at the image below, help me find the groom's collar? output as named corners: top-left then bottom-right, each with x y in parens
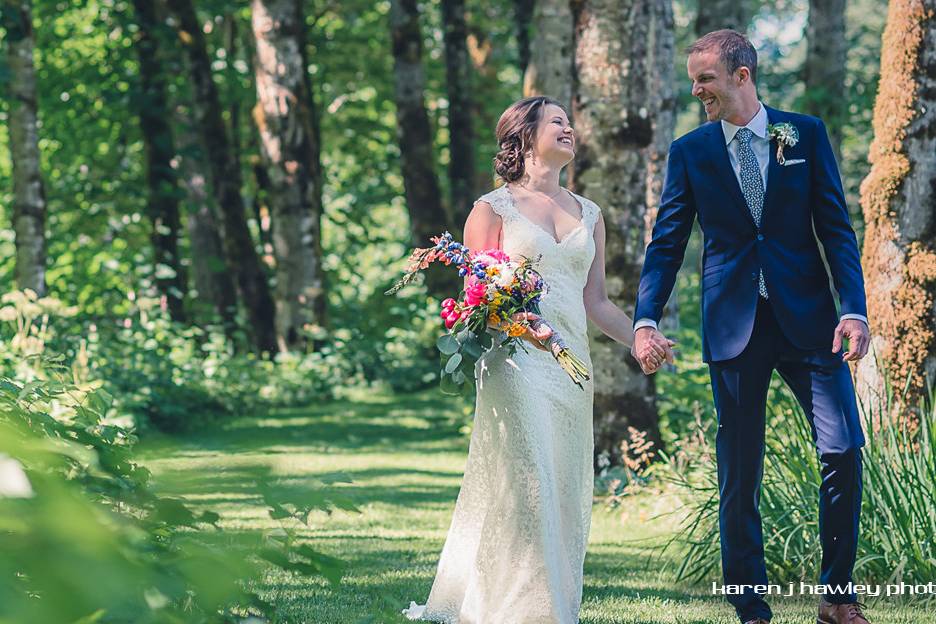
top-left (720, 102), bottom-right (768, 145)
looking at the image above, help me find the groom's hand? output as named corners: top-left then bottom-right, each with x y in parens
top-left (632, 327), bottom-right (675, 375)
top-left (832, 318), bottom-right (870, 362)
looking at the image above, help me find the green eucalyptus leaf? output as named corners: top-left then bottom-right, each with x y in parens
top-left (445, 353), bottom-right (463, 373)
top-left (437, 334), bottom-right (459, 355)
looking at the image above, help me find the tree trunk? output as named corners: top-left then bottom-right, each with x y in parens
top-left (804, 0), bottom-right (847, 161)
top-left (523, 0), bottom-right (575, 112)
top-left (572, 0), bottom-right (673, 462)
top-left (167, 0), bottom-right (278, 355)
top-left (694, 0), bottom-right (749, 125)
top-left (695, 0), bottom-right (748, 34)
top-left (856, 0), bottom-right (936, 414)
top-left (251, 0), bottom-right (327, 351)
top-left (131, 0), bottom-right (188, 322)
top-left (389, 0), bottom-right (454, 296)
top-left (236, 17), bottom-right (277, 268)
top-left (514, 0), bottom-right (535, 75)
top-left (174, 109), bottom-right (239, 334)
top-left (646, 0), bottom-right (679, 338)
top-left (441, 0), bottom-right (476, 228)
top-left (3, 0), bottom-right (47, 296)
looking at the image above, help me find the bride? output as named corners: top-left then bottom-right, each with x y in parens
top-left (403, 96), bottom-right (668, 623)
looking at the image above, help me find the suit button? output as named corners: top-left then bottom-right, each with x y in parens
top-left (756, 233), bottom-right (765, 241)
top-left (751, 272), bottom-right (757, 281)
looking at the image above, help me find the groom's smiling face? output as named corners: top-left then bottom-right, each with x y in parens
top-left (687, 50), bottom-right (749, 123)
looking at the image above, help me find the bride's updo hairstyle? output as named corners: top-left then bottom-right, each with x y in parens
top-left (494, 95), bottom-right (567, 183)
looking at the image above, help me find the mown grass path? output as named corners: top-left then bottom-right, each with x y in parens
top-left (139, 389), bottom-right (930, 624)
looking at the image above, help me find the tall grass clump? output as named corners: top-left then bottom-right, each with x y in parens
top-left (659, 371), bottom-right (936, 586)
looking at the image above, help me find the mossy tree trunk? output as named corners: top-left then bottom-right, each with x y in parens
top-left (856, 0), bottom-right (936, 412)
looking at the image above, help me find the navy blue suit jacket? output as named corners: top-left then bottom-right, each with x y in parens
top-left (634, 106), bottom-right (867, 362)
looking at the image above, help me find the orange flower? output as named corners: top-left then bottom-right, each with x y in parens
top-left (507, 323), bottom-right (526, 337)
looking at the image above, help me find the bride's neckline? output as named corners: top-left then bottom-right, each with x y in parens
top-left (502, 184), bottom-right (586, 246)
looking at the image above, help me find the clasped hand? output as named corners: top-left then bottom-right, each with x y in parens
top-left (631, 327), bottom-right (676, 375)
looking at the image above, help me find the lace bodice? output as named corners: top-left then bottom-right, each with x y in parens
top-left (476, 184), bottom-right (600, 349)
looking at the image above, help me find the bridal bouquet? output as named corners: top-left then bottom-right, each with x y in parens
top-left (386, 232), bottom-right (590, 394)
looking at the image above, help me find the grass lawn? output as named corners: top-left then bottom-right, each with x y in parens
top-left (139, 388), bottom-right (932, 624)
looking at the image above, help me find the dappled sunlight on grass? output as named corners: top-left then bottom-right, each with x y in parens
top-left (138, 388), bottom-right (933, 623)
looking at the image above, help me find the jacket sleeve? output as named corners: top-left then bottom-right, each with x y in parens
top-left (634, 140), bottom-right (697, 323)
top-left (809, 118), bottom-right (868, 318)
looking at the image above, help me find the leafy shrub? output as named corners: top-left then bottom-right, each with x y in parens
top-left (0, 361), bottom-right (353, 622)
top-left (22, 292), bottom-right (353, 431)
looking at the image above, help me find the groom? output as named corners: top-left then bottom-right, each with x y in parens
top-left (632, 30), bottom-right (871, 624)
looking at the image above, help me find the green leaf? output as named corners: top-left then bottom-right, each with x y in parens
top-left (439, 374), bottom-right (461, 395)
top-left (436, 334), bottom-right (459, 355)
top-left (462, 336), bottom-right (482, 359)
top-left (445, 353), bottom-right (463, 373)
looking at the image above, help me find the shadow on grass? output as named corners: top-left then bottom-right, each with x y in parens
top-left (140, 392), bottom-right (468, 459)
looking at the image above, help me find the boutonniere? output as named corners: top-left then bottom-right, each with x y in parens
top-left (766, 122), bottom-right (799, 165)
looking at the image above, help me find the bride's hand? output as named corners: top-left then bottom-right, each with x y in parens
top-left (511, 312), bottom-right (552, 352)
top-left (487, 312), bottom-right (552, 351)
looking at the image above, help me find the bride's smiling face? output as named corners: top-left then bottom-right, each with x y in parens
top-left (530, 104), bottom-right (575, 166)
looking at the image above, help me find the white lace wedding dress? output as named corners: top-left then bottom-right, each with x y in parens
top-left (403, 184), bottom-right (600, 623)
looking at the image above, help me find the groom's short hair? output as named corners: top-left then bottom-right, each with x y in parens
top-left (687, 29), bottom-right (757, 83)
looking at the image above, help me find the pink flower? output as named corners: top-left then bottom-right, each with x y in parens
top-left (471, 249), bottom-right (510, 267)
top-left (463, 282), bottom-right (487, 307)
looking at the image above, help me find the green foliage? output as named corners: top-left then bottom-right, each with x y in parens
top-left (659, 377), bottom-right (936, 586)
top-left (0, 289), bottom-right (351, 433)
top-left (0, 340), bottom-right (354, 621)
top-left (0, 364), bottom-right (255, 623)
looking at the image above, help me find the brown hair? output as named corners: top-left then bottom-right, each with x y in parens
top-left (493, 96), bottom-right (568, 183)
top-left (687, 29), bottom-right (758, 83)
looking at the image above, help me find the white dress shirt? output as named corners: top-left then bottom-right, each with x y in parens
top-left (635, 103), bottom-right (867, 333)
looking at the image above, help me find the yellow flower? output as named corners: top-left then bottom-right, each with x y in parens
top-left (507, 323), bottom-right (526, 337)
top-left (488, 312), bottom-right (501, 327)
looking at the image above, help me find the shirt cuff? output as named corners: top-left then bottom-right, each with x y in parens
top-left (634, 318), bottom-right (659, 331)
top-left (840, 314), bottom-right (869, 326)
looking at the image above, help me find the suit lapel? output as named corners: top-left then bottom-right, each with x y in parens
top-left (761, 106), bottom-right (786, 229)
top-left (705, 123), bottom-right (755, 228)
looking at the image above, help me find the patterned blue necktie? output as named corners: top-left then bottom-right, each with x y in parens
top-left (736, 127), bottom-right (768, 299)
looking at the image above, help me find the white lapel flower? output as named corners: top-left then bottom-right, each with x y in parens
top-left (766, 122), bottom-right (799, 165)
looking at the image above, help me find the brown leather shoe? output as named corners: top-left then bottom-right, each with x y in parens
top-left (817, 599), bottom-right (870, 624)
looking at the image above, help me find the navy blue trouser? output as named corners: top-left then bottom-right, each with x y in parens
top-left (708, 298), bottom-right (865, 623)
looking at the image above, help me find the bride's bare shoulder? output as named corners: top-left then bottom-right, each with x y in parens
top-left (464, 197), bottom-right (503, 249)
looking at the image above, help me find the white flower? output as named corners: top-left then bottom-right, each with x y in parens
top-left (766, 122), bottom-right (799, 164)
top-left (0, 454), bottom-right (35, 498)
top-left (492, 262), bottom-right (517, 289)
